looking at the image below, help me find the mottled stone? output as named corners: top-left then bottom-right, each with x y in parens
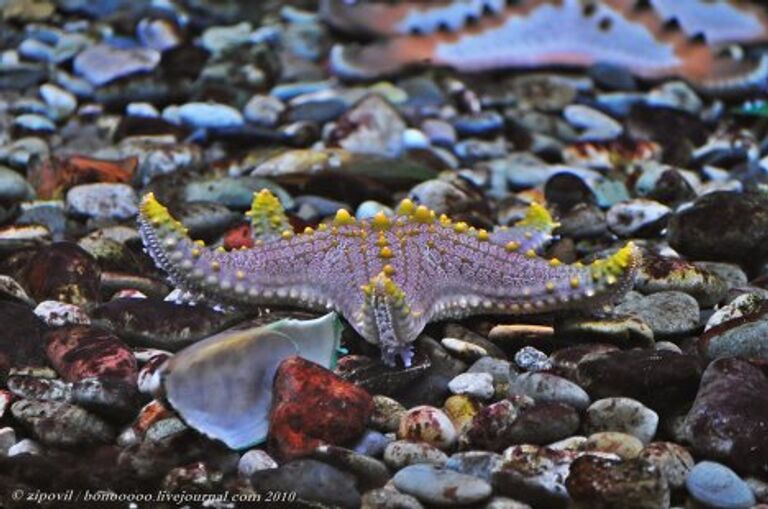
top-left (384, 439), bottom-right (448, 469)
top-left (699, 301), bottom-right (768, 361)
top-left (361, 487), bottom-right (424, 509)
top-left (0, 301), bottom-right (47, 379)
top-left (45, 325), bottom-right (137, 385)
top-left (74, 44), bottom-right (160, 86)
top-left (637, 442), bottom-right (693, 490)
top-left (22, 242), bottom-right (101, 306)
top-left (636, 256), bottom-right (728, 307)
top-left (33, 300), bottom-right (90, 327)
top-left (11, 399), bottom-right (114, 446)
top-left (448, 372), bottom-right (495, 400)
top-left (66, 183), bottom-right (138, 220)
top-left (91, 298), bottom-right (234, 350)
top-left (566, 455), bottom-right (670, 509)
top-left (268, 357), bottom-right (373, 461)
top-left (584, 398), bottom-right (659, 444)
top-left (393, 464), bottom-right (492, 506)
top-left (329, 95), bottom-right (406, 157)
top-left (398, 405), bottom-right (457, 450)
top-left (583, 432), bottom-right (644, 459)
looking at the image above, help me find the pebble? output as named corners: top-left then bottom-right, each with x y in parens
top-left (243, 94), bottom-right (285, 126)
top-left (383, 440), bottom-right (448, 469)
top-left (33, 300), bottom-right (90, 327)
top-left (371, 395), bottom-right (407, 433)
top-left (699, 301), bottom-right (768, 361)
top-left (251, 459), bottom-right (361, 509)
top-left (577, 349), bottom-right (701, 413)
top-left (616, 291), bottom-right (700, 338)
top-left (176, 102), bottom-right (245, 129)
top-left (686, 461), bottom-right (755, 509)
top-left (513, 347), bottom-right (552, 372)
top-left (398, 406), bottom-right (457, 450)
top-left (636, 256), bottom-right (728, 308)
top-left (566, 455), bottom-right (670, 509)
top-left (66, 183), bottom-right (138, 220)
top-left (0, 165), bottom-right (34, 203)
top-left (448, 372), bottom-right (495, 400)
top-left (508, 372), bottom-right (590, 411)
top-left (331, 94), bottom-right (406, 157)
top-left (393, 464), bottom-right (492, 507)
top-left (684, 358), bottom-right (768, 476)
top-left (584, 432), bottom-right (645, 459)
top-left (361, 487), bottom-right (425, 509)
top-left (0, 427), bottom-right (16, 455)
top-left (493, 445), bottom-right (580, 507)
top-left (584, 398), bottom-right (659, 445)
top-left (446, 451), bottom-right (504, 483)
top-left (467, 357), bottom-right (513, 383)
top-left (39, 83), bottom-right (77, 120)
top-left (8, 438), bottom-right (42, 456)
top-left (11, 399), bottom-right (114, 446)
top-left (637, 442), bottom-right (694, 491)
top-left (14, 113), bottom-right (55, 133)
top-left (606, 198), bottom-right (670, 237)
top-left (73, 44), bottom-right (160, 86)
top-left (22, 242), bottom-right (101, 306)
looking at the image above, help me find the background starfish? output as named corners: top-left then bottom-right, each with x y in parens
top-left (139, 190), bottom-right (639, 365)
top-left (322, 0), bottom-right (768, 93)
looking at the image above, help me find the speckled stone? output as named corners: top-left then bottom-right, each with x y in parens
top-left (584, 398), bottom-right (659, 445)
top-left (393, 464), bottom-right (492, 506)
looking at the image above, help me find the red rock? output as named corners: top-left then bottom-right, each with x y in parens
top-left (28, 155), bottom-right (136, 200)
top-left (268, 356), bottom-right (373, 461)
top-left (223, 223), bottom-right (254, 250)
top-left (22, 242), bottom-right (101, 306)
top-left (45, 325), bottom-right (137, 385)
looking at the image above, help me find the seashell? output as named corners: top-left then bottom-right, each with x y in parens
top-left (159, 312), bottom-right (342, 449)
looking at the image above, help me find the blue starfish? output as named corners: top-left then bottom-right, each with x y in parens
top-left (139, 190), bottom-right (638, 366)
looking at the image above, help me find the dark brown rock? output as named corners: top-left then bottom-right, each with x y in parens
top-left (0, 301), bottom-right (47, 380)
top-left (577, 349), bottom-right (701, 413)
top-left (684, 358), bottom-right (768, 476)
top-left (566, 455), bottom-right (670, 509)
top-left (22, 242), bottom-right (101, 306)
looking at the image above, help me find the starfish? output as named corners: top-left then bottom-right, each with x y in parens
top-left (138, 190), bottom-right (639, 366)
top-left (321, 0), bottom-right (768, 93)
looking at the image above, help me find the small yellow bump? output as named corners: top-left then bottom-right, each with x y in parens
top-left (549, 258), bottom-right (561, 267)
top-left (383, 264), bottom-right (396, 276)
top-left (606, 274), bottom-right (618, 286)
top-left (477, 229), bottom-right (490, 242)
top-left (545, 281), bottom-right (555, 293)
top-left (505, 241), bottom-right (520, 252)
top-left (215, 246), bottom-right (226, 253)
top-left (235, 270), bottom-right (245, 280)
top-left (412, 205), bottom-right (433, 224)
top-left (426, 240), bottom-right (435, 248)
top-left (371, 211), bottom-right (391, 230)
top-left (375, 232), bottom-right (388, 247)
top-left (304, 226), bottom-right (314, 235)
top-left (439, 214), bottom-right (451, 226)
top-left (210, 261), bottom-right (221, 272)
top-left (396, 199), bottom-right (415, 216)
top-left (191, 248), bottom-right (201, 258)
top-left (524, 231), bottom-right (533, 239)
top-left (317, 223), bottom-right (328, 232)
top-left (454, 222), bottom-right (469, 234)
top-left (570, 276), bottom-right (580, 289)
top-left (333, 209), bottom-right (355, 226)
top-left (281, 230), bottom-right (294, 240)
top-left (526, 249), bottom-right (537, 258)
top-left (379, 246), bottom-right (394, 259)
top-left (194, 240), bottom-right (206, 247)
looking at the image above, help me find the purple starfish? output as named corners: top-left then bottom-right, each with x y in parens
top-left (139, 190), bottom-right (639, 366)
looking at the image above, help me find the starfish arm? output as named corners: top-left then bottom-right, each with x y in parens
top-left (428, 232), bottom-right (640, 321)
top-left (490, 202), bottom-right (559, 255)
top-left (138, 193), bottom-right (335, 310)
top-left (246, 189), bottom-right (291, 243)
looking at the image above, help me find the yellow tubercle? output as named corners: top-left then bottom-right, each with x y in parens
top-left (304, 226), bottom-right (314, 235)
top-left (570, 276), bottom-right (580, 289)
top-left (454, 222), bottom-right (469, 234)
top-left (396, 199), bottom-right (415, 216)
top-left (371, 211), bottom-right (391, 230)
top-left (412, 205), bottom-right (434, 224)
top-left (477, 229), bottom-right (489, 242)
top-left (549, 258), bottom-right (561, 267)
top-left (590, 242), bottom-right (638, 281)
top-left (505, 241), bottom-right (520, 252)
top-left (379, 246), bottom-right (394, 259)
top-left (281, 230), bottom-right (294, 240)
top-left (383, 264), bottom-right (396, 276)
top-left (525, 249), bottom-right (537, 259)
top-left (439, 214), bottom-right (451, 227)
top-left (333, 209), bottom-right (355, 226)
